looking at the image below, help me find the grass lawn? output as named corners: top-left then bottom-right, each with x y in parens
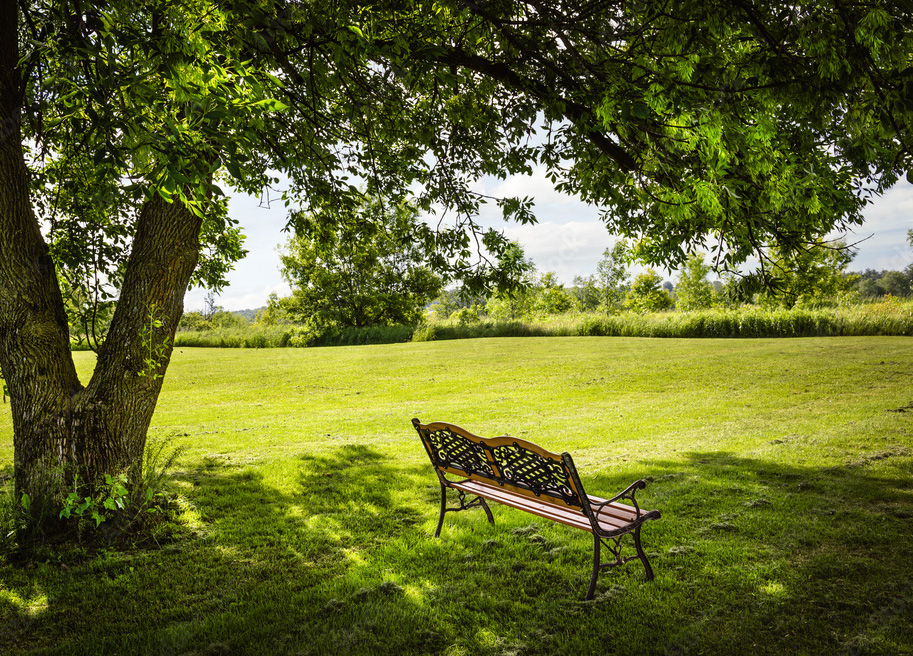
top-left (1, 336), bottom-right (912, 655)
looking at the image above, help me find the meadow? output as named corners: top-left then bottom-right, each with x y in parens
top-left (1, 336), bottom-right (912, 655)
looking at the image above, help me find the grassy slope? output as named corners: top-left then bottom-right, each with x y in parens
top-left (1, 337), bottom-right (912, 655)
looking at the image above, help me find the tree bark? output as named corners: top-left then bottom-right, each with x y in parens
top-left (0, 0), bottom-right (82, 513)
top-left (71, 194), bottom-right (203, 485)
top-left (0, 0), bottom-right (202, 523)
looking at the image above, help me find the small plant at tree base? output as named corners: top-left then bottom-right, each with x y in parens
top-left (138, 304), bottom-right (172, 380)
top-left (1, 438), bottom-right (187, 559)
top-left (59, 473), bottom-right (131, 530)
top-left (0, 484), bottom-right (31, 548)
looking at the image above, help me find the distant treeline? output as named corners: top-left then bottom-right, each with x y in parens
top-left (166, 297), bottom-right (913, 349)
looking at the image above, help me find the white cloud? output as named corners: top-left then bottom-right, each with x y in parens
top-left (844, 183), bottom-right (913, 271)
top-left (500, 221), bottom-right (613, 281)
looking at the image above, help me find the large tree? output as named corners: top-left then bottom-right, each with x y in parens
top-left (276, 199), bottom-right (443, 331)
top-left (3, 0), bottom-right (913, 533)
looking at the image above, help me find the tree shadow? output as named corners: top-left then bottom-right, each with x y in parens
top-left (0, 446), bottom-right (464, 656)
top-left (1, 445), bottom-right (911, 656)
top-left (580, 449), bottom-right (913, 654)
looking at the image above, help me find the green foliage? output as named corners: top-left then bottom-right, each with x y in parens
top-left (138, 305), bottom-right (171, 380)
top-left (571, 274), bottom-right (601, 312)
top-left (253, 293), bottom-right (291, 327)
top-left (276, 197), bottom-right (443, 332)
top-left (58, 473), bottom-right (130, 528)
top-left (530, 272), bottom-right (576, 317)
top-left (427, 290), bottom-right (464, 322)
top-left (484, 242), bottom-right (538, 320)
top-left (427, 289), bottom-right (487, 322)
top-left (625, 269), bottom-right (674, 313)
top-left (596, 242), bottom-right (630, 314)
top-left (0, 485), bottom-right (31, 546)
top-left (169, 298), bottom-right (913, 345)
top-left (489, 241), bottom-right (538, 298)
top-left (450, 306), bottom-right (483, 327)
top-left (759, 240), bottom-right (856, 309)
top-left (853, 267), bottom-right (913, 299)
top-left (675, 252), bottom-right (716, 311)
top-left (875, 271), bottom-right (911, 298)
top-left (179, 309), bottom-right (249, 332)
top-left (414, 301), bottom-right (913, 341)
top-left (28, 2), bottom-right (265, 333)
top-left (60, 279), bottom-right (116, 351)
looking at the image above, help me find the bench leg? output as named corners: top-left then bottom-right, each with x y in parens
top-left (633, 523), bottom-right (655, 581)
top-left (585, 526), bottom-right (656, 599)
top-left (586, 533), bottom-right (601, 601)
top-left (479, 498), bottom-right (495, 525)
top-left (434, 485), bottom-right (496, 538)
top-left (434, 483), bottom-right (448, 538)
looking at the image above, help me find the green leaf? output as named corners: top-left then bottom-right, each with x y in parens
top-left (631, 102), bottom-right (650, 119)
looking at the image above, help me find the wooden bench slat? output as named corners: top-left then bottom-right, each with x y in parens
top-left (450, 480), bottom-right (595, 531)
top-left (450, 480), bottom-right (640, 534)
top-left (589, 498), bottom-right (642, 523)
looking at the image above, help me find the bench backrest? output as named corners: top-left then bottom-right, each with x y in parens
top-left (413, 419), bottom-right (589, 510)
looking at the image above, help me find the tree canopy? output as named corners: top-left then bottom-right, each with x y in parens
top-left (4, 0), bottom-right (913, 537)
top-left (759, 240), bottom-right (857, 308)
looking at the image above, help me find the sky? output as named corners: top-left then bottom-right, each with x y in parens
top-left (185, 172), bottom-right (913, 313)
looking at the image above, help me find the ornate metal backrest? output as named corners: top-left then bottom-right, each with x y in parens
top-left (416, 422), bottom-right (495, 477)
top-left (413, 419), bottom-right (587, 509)
top-left (488, 441), bottom-right (583, 507)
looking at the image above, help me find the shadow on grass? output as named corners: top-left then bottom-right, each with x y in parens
top-left (2, 446), bottom-right (912, 656)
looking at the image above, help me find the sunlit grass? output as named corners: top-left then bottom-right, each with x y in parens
top-left (1, 337), bottom-right (912, 655)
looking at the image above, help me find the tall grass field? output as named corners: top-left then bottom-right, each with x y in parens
top-left (1, 337), bottom-right (912, 655)
top-left (168, 298), bottom-right (913, 349)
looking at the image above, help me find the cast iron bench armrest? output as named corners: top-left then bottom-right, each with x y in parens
top-left (412, 418), bottom-right (662, 600)
top-left (603, 478), bottom-right (649, 512)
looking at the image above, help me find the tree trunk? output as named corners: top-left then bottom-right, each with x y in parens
top-left (0, 0), bottom-right (202, 526)
top-left (0, 0), bottom-right (79, 517)
top-left (71, 193), bottom-right (203, 485)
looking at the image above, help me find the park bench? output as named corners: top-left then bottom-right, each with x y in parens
top-left (412, 418), bottom-right (661, 600)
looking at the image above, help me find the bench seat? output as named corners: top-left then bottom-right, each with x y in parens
top-left (448, 479), bottom-right (643, 535)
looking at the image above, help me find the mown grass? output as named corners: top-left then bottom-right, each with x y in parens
top-left (1, 337), bottom-right (912, 655)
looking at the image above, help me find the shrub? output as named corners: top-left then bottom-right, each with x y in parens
top-left (0, 438), bottom-right (187, 558)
